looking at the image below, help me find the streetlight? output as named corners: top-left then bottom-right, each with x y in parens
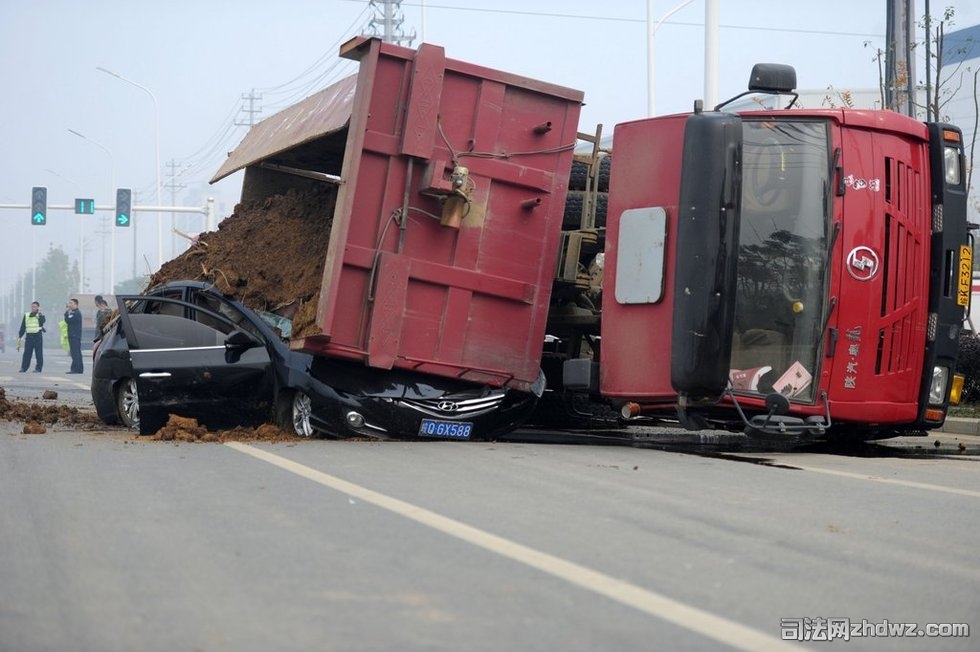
top-left (646, 0), bottom-right (696, 117)
top-left (68, 128), bottom-right (116, 291)
top-left (96, 66), bottom-right (162, 270)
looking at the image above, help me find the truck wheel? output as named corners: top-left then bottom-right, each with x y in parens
top-left (569, 160), bottom-right (589, 190)
top-left (597, 156), bottom-right (611, 192)
top-left (276, 389), bottom-right (316, 437)
top-left (568, 157), bottom-right (611, 192)
top-left (116, 378), bottom-right (140, 430)
top-left (562, 191), bottom-right (608, 229)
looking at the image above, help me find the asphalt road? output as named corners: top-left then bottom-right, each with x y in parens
top-left (1, 345), bottom-right (979, 651)
top-left (0, 342), bottom-right (94, 408)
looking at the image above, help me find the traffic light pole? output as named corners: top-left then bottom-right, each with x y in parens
top-left (0, 199), bottom-right (215, 290)
top-left (0, 200), bottom-right (213, 220)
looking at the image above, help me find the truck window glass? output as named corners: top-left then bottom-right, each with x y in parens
top-left (730, 119), bottom-right (830, 402)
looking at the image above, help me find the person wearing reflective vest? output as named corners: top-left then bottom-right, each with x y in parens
top-left (18, 301), bottom-right (46, 373)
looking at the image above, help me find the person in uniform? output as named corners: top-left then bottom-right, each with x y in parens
top-left (64, 298), bottom-right (84, 374)
top-left (18, 301), bottom-right (46, 373)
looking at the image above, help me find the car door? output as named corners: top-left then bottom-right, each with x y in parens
top-left (116, 294), bottom-right (275, 435)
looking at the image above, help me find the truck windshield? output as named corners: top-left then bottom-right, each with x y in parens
top-left (730, 119), bottom-right (830, 402)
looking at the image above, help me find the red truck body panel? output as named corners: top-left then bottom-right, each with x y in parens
top-left (600, 114), bottom-right (687, 400)
top-left (293, 38), bottom-right (583, 391)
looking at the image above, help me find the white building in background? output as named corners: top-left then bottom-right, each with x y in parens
top-left (939, 24), bottom-right (980, 222)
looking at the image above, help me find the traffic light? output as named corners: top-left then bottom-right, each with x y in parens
top-left (31, 186), bottom-right (47, 225)
top-left (115, 188), bottom-right (132, 227)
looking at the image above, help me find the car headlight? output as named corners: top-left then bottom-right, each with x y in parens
top-left (928, 366), bottom-right (949, 405)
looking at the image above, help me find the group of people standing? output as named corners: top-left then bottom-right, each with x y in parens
top-left (17, 295), bottom-right (112, 375)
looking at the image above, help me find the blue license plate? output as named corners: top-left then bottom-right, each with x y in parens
top-left (419, 419), bottom-right (473, 439)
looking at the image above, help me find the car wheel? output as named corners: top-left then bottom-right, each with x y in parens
top-left (116, 378), bottom-right (140, 430)
top-left (276, 389), bottom-right (315, 437)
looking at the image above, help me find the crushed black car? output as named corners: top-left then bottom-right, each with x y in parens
top-left (91, 281), bottom-right (542, 438)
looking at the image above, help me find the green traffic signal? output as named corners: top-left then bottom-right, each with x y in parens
top-left (115, 188), bottom-right (132, 227)
top-left (31, 186), bottom-right (47, 225)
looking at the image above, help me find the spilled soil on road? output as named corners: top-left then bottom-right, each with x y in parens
top-left (149, 414), bottom-right (303, 443)
top-left (0, 386), bottom-right (103, 433)
top-left (0, 386), bottom-right (304, 442)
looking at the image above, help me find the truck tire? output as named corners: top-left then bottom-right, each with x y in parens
top-left (562, 191), bottom-right (608, 229)
top-left (569, 160), bottom-right (589, 191)
top-left (568, 157), bottom-right (611, 192)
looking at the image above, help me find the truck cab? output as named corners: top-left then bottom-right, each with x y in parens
top-left (573, 64), bottom-right (971, 440)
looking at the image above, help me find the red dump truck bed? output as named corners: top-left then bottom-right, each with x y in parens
top-left (215, 37), bottom-right (583, 392)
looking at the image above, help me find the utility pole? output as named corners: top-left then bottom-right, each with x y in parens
top-left (924, 0), bottom-right (932, 122)
top-left (364, 0), bottom-right (416, 46)
top-left (885, 0), bottom-right (917, 117)
top-left (165, 159), bottom-right (187, 255)
top-left (236, 89), bottom-right (263, 128)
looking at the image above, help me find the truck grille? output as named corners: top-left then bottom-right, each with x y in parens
top-left (876, 156), bottom-right (925, 376)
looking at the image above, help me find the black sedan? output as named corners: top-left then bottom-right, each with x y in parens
top-left (91, 281), bottom-right (542, 438)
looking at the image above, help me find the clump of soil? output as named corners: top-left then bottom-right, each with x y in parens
top-left (146, 185), bottom-right (337, 338)
top-left (0, 386), bottom-right (104, 430)
top-left (149, 414), bottom-right (303, 443)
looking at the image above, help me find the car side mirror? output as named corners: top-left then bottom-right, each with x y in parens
top-left (224, 329), bottom-right (261, 362)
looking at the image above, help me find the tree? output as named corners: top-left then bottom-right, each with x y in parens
top-left (34, 245), bottom-right (80, 314)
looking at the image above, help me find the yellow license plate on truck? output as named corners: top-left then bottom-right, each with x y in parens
top-left (958, 245), bottom-right (973, 307)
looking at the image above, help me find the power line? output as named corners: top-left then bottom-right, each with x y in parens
top-left (339, 0), bottom-right (884, 39)
top-left (176, 0), bottom-right (888, 197)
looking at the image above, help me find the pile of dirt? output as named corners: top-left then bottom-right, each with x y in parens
top-left (146, 185), bottom-right (337, 339)
top-left (0, 386), bottom-right (104, 432)
top-left (149, 415), bottom-right (303, 443)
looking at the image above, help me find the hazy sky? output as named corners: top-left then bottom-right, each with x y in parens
top-left (3, 0), bottom-right (979, 309)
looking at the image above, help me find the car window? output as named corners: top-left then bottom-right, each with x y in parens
top-left (127, 314), bottom-right (225, 349)
top-left (139, 289), bottom-right (184, 316)
top-left (191, 291), bottom-right (263, 339)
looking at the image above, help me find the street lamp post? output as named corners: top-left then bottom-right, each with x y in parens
top-left (646, 0), bottom-right (696, 117)
top-left (96, 66), bottom-right (162, 271)
top-left (68, 128), bottom-right (116, 291)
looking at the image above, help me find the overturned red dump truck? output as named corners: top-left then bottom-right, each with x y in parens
top-left (554, 64), bottom-right (971, 440)
top-left (212, 38), bottom-right (970, 442)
